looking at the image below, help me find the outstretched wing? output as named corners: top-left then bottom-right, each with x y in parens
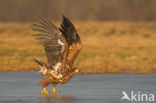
top-left (33, 20), bottom-right (68, 71)
top-left (59, 16), bottom-right (81, 74)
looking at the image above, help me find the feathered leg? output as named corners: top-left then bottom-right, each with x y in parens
top-left (51, 83), bottom-right (59, 94)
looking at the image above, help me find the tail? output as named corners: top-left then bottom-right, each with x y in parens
top-left (34, 58), bottom-right (47, 75)
top-left (34, 58), bottom-right (45, 66)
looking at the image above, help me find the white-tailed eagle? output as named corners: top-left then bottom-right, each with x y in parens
top-left (33, 16), bottom-right (81, 94)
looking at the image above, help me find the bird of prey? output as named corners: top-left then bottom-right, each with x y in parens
top-left (33, 16), bottom-right (81, 94)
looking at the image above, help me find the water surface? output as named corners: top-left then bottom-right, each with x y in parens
top-left (0, 72), bottom-right (155, 103)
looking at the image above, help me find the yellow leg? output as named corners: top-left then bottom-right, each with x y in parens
top-left (41, 88), bottom-right (49, 94)
top-left (51, 87), bottom-right (60, 94)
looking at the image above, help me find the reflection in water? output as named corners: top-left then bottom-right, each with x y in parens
top-left (36, 95), bottom-right (76, 103)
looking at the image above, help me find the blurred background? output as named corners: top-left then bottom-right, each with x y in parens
top-left (0, 0), bottom-right (156, 73)
top-left (0, 0), bottom-right (156, 22)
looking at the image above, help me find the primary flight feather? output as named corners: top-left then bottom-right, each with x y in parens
top-left (33, 16), bottom-right (81, 94)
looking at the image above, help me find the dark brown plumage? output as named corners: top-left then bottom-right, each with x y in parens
top-left (33, 16), bottom-right (81, 94)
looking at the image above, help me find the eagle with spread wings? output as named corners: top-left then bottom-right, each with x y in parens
top-left (33, 16), bottom-right (81, 94)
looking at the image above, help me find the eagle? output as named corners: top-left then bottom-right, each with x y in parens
top-left (33, 16), bottom-right (81, 94)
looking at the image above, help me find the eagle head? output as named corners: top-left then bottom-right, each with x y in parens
top-left (75, 69), bottom-right (80, 73)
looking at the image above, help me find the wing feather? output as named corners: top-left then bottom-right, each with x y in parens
top-left (33, 16), bottom-right (81, 75)
top-left (33, 20), bottom-right (68, 70)
top-left (59, 16), bottom-right (81, 74)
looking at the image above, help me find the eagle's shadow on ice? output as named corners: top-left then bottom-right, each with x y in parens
top-left (36, 95), bottom-right (76, 103)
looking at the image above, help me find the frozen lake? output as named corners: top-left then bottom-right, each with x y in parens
top-left (0, 72), bottom-right (156, 103)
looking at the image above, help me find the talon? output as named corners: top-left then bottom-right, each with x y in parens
top-left (51, 90), bottom-right (60, 94)
top-left (41, 88), bottom-right (49, 94)
top-left (51, 87), bottom-right (60, 94)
